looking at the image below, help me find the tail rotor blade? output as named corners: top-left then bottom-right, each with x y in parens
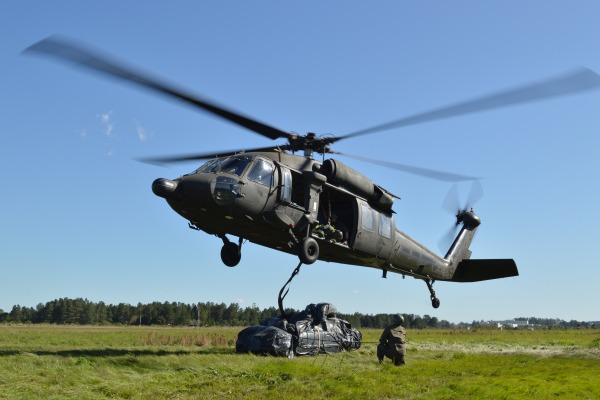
top-left (442, 183), bottom-right (461, 215)
top-left (465, 180), bottom-right (484, 210)
top-left (439, 180), bottom-right (483, 253)
top-left (438, 224), bottom-right (459, 254)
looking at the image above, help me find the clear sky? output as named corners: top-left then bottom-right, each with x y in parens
top-left (2, 1), bottom-right (599, 323)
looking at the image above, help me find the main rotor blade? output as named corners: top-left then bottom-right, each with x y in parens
top-left (138, 145), bottom-right (291, 165)
top-left (334, 152), bottom-right (480, 182)
top-left (340, 68), bottom-right (600, 140)
top-left (24, 36), bottom-right (292, 141)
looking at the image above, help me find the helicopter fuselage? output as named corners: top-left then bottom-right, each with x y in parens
top-left (152, 151), bottom-right (485, 283)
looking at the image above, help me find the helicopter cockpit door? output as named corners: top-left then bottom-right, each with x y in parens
top-left (352, 200), bottom-right (394, 260)
top-left (237, 158), bottom-right (275, 215)
top-left (264, 165), bottom-right (306, 231)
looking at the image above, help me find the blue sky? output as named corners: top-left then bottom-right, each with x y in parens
top-left (2, 1), bottom-right (599, 323)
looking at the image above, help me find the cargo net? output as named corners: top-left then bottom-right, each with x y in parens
top-left (236, 303), bottom-right (362, 357)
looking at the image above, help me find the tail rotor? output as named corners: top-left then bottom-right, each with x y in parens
top-left (438, 180), bottom-right (483, 253)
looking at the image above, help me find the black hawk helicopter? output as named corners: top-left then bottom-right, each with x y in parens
top-left (25, 37), bottom-right (600, 308)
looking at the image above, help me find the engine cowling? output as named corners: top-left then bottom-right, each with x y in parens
top-left (318, 159), bottom-right (394, 211)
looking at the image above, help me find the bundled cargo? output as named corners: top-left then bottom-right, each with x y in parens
top-left (236, 303), bottom-right (362, 357)
top-left (235, 325), bottom-right (294, 357)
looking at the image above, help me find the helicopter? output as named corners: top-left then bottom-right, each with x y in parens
top-left (25, 36), bottom-right (600, 308)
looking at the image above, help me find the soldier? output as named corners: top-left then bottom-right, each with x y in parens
top-left (377, 313), bottom-right (406, 365)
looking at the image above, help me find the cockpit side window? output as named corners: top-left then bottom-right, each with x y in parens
top-left (248, 159), bottom-right (274, 186)
top-left (281, 167), bottom-right (292, 202)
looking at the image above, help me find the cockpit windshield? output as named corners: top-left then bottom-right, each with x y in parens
top-left (218, 155), bottom-right (252, 176)
top-left (195, 158), bottom-right (222, 174)
top-left (194, 155), bottom-right (252, 177)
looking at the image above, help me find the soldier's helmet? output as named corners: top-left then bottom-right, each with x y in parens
top-left (395, 314), bottom-right (404, 324)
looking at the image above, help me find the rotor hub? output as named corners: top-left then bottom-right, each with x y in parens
top-left (457, 209), bottom-right (481, 229)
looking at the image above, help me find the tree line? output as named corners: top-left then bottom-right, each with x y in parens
top-left (0, 298), bottom-right (276, 327)
top-left (1, 298), bottom-right (448, 328)
top-left (0, 298), bottom-right (596, 329)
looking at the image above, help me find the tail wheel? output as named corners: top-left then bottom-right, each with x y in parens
top-left (298, 237), bottom-right (319, 265)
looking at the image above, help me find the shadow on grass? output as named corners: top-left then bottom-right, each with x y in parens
top-left (0, 347), bottom-right (235, 358)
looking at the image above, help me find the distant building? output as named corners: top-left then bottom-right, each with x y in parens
top-left (489, 319), bottom-right (533, 329)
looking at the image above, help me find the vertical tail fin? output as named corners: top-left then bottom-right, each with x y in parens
top-left (444, 209), bottom-right (480, 266)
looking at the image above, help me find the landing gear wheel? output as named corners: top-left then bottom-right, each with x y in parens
top-left (220, 242), bottom-right (241, 267)
top-left (431, 297), bottom-right (441, 309)
top-left (298, 237), bottom-right (319, 265)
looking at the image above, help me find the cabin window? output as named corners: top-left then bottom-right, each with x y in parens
top-left (379, 213), bottom-right (392, 238)
top-left (360, 203), bottom-right (376, 232)
top-left (248, 159), bottom-right (274, 186)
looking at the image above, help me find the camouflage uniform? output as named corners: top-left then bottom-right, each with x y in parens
top-left (377, 321), bottom-right (406, 365)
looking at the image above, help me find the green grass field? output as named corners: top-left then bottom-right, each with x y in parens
top-left (1, 325), bottom-right (598, 399)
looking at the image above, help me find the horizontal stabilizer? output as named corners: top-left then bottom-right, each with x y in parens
top-left (452, 259), bottom-right (518, 282)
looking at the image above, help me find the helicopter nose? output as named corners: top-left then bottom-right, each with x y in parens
top-left (152, 178), bottom-right (179, 199)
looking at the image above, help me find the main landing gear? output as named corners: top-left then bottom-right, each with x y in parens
top-left (219, 235), bottom-right (242, 267)
top-left (298, 237), bottom-right (319, 265)
top-left (424, 278), bottom-right (441, 309)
